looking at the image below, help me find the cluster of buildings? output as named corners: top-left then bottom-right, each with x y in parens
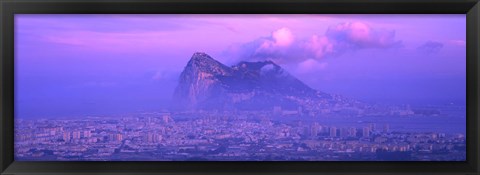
top-left (14, 110), bottom-right (465, 161)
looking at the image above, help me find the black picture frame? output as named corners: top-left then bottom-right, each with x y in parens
top-left (1, 0), bottom-right (479, 174)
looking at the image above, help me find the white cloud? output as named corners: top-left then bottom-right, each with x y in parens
top-left (260, 64), bottom-right (276, 73)
top-left (297, 59), bottom-right (328, 74)
top-left (304, 35), bottom-right (334, 59)
top-left (272, 27), bottom-right (294, 47)
top-left (227, 22), bottom-right (402, 64)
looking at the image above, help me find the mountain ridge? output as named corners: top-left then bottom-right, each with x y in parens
top-left (172, 52), bottom-right (337, 111)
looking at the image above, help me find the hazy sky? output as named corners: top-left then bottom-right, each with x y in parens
top-left (15, 14), bottom-right (466, 118)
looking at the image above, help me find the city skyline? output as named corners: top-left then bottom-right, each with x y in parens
top-left (15, 109), bottom-right (466, 161)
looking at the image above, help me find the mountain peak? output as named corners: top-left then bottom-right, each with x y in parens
top-left (185, 52), bottom-right (231, 75)
top-left (191, 52), bottom-right (211, 59)
top-left (188, 52), bottom-right (215, 64)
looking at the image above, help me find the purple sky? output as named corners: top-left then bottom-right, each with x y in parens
top-left (15, 15), bottom-right (466, 118)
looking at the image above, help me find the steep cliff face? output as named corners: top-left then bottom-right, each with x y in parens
top-left (172, 52), bottom-right (333, 111)
top-left (172, 52), bottom-right (233, 110)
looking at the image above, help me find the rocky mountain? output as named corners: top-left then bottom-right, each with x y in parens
top-left (172, 52), bottom-right (337, 111)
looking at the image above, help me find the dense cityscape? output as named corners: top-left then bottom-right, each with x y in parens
top-left (15, 104), bottom-right (466, 161)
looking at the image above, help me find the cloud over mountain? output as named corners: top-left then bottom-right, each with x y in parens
top-left (324, 22), bottom-right (402, 49)
top-left (226, 22), bottom-right (402, 65)
top-left (297, 59), bottom-right (328, 74)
